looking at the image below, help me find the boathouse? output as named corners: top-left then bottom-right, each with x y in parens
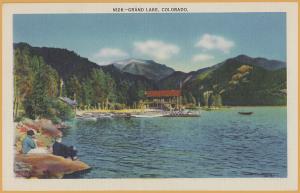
top-left (59, 97), bottom-right (77, 107)
top-left (144, 90), bottom-right (182, 110)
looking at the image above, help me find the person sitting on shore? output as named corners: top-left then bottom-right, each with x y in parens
top-left (22, 130), bottom-right (37, 154)
top-left (52, 138), bottom-right (78, 160)
top-left (22, 130), bottom-right (50, 154)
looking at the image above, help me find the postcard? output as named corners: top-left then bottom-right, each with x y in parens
top-left (1, 2), bottom-right (299, 191)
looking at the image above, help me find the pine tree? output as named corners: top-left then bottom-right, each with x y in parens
top-left (13, 48), bottom-right (34, 118)
top-left (23, 57), bottom-right (59, 119)
top-left (66, 75), bottom-right (82, 104)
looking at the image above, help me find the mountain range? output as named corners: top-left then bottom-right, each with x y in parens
top-left (111, 59), bottom-right (174, 81)
top-left (13, 42), bottom-right (287, 106)
top-left (159, 54), bottom-right (286, 89)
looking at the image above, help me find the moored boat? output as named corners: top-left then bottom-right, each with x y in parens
top-left (112, 113), bottom-right (131, 118)
top-left (131, 114), bottom-right (163, 118)
top-left (163, 110), bottom-right (200, 117)
top-left (238, 112), bottom-right (253, 115)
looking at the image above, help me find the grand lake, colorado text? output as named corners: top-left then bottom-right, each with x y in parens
top-left (113, 7), bottom-right (188, 13)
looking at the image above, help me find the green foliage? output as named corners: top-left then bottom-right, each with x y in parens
top-left (14, 43), bottom-right (157, 108)
top-left (81, 79), bottom-right (93, 107)
top-left (127, 81), bottom-right (147, 106)
top-left (14, 46), bottom-right (74, 122)
top-left (14, 48), bottom-right (34, 99)
top-left (42, 63), bottom-right (59, 97)
top-left (13, 48), bottom-right (35, 118)
top-left (63, 69), bottom-right (118, 109)
top-left (50, 99), bottom-right (75, 122)
top-left (66, 75), bottom-right (82, 102)
top-left (196, 69), bottom-right (212, 81)
top-left (14, 43), bottom-right (287, 110)
top-left (183, 62), bottom-right (286, 106)
top-left (116, 81), bottom-right (130, 104)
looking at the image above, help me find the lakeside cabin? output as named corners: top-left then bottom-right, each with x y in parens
top-left (144, 90), bottom-right (182, 110)
top-left (59, 97), bottom-right (77, 112)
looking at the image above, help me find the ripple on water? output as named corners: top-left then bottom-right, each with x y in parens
top-left (63, 107), bottom-right (287, 178)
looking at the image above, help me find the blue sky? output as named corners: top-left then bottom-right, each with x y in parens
top-left (14, 13), bottom-right (286, 72)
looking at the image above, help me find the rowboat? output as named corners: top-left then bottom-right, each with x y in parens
top-left (238, 112), bottom-right (253, 115)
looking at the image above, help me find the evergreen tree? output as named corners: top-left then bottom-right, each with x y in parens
top-left (23, 64), bottom-right (49, 119)
top-left (66, 75), bottom-right (82, 104)
top-left (90, 69), bottom-right (106, 107)
top-left (81, 78), bottom-right (93, 109)
top-left (13, 48), bottom-right (34, 118)
top-left (23, 57), bottom-right (60, 119)
top-left (105, 73), bottom-right (117, 109)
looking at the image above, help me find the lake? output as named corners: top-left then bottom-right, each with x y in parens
top-left (62, 107), bottom-right (287, 178)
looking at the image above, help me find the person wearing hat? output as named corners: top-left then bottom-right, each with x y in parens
top-left (22, 130), bottom-right (37, 154)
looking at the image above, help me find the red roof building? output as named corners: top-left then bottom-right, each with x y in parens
top-left (145, 90), bottom-right (181, 98)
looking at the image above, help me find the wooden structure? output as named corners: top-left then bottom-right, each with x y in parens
top-left (59, 97), bottom-right (77, 107)
top-left (58, 96), bottom-right (77, 113)
top-left (144, 90), bottom-right (182, 110)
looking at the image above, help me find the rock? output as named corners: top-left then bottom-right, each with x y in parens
top-left (14, 119), bottom-right (86, 179)
top-left (16, 119), bottom-right (62, 150)
top-left (237, 65), bottom-right (253, 74)
top-left (15, 154), bottom-right (90, 179)
top-left (14, 161), bottom-right (32, 178)
top-left (35, 119), bottom-right (62, 137)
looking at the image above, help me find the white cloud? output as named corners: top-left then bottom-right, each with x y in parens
top-left (195, 34), bottom-right (234, 53)
top-left (133, 40), bottom-right (179, 60)
top-left (192, 53), bottom-right (214, 63)
top-left (92, 48), bottom-right (128, 65)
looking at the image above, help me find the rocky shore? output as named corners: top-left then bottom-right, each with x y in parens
top-left (14, 118), bottom-right (90, 179)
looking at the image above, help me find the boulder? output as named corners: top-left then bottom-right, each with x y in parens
top-left (35, 119), bottom-right (62, 137)
top-left (14, 161), bottom-right (32, 178)
top-left (15, 154), bottom-right (90, 178)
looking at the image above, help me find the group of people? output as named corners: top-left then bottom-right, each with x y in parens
top-left (22, 130), bottom-right (78, 160)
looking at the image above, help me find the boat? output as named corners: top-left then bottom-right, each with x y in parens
top-left (131, 114), bottom-right (163, 118)
top-left (238, 112), bottom-right (253, 115)
top-left (85, 116), bottom-right (98, 121)
top-left (112, 113), bottom-right (131, 118)
top-left (97, 113), bottom-right (113, 119)
top-left (76, 114), bottom-right (98, 121)
top-left (163, 110), bottom-right (200, 117)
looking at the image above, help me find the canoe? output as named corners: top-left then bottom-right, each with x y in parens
top-left (163, 114), bottom-right (200, 117)
top-left (238, 112), bottom-right (253, 115)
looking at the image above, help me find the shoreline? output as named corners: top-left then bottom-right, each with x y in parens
top-left (76, 105), bottom-right (287, 115)
top-left (14, 118), bottom-right (90, 178)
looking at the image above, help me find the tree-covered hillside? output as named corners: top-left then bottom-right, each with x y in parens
top-left (168, 56), bottom-right (287, 106)
top-left (14, 43), bottom-right (156, 110)
top-left (13, 42), bottom-right (287, 121)
top-left (13, 43), bottom-right (158, 121)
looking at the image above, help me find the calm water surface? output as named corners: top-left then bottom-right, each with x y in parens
top-left (63, 107), bottom-right (287, 178)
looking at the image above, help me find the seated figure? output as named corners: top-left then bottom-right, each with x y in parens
top-left (22, 130), bottom-right (37, 154)
top-left (52, 138), bottom-right (78, 160)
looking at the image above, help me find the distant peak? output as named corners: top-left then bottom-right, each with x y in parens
top-left (113, 58), bottom-right (161, 66)
top-left (235, 54), bottom-right (252, 60)
top-left (114, 58), bottom-right (142, 64)
top-left (128, 58), bottom-right (148, 64)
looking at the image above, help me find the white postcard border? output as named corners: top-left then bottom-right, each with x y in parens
top-left (2, 2), bottom-right (298, 191)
